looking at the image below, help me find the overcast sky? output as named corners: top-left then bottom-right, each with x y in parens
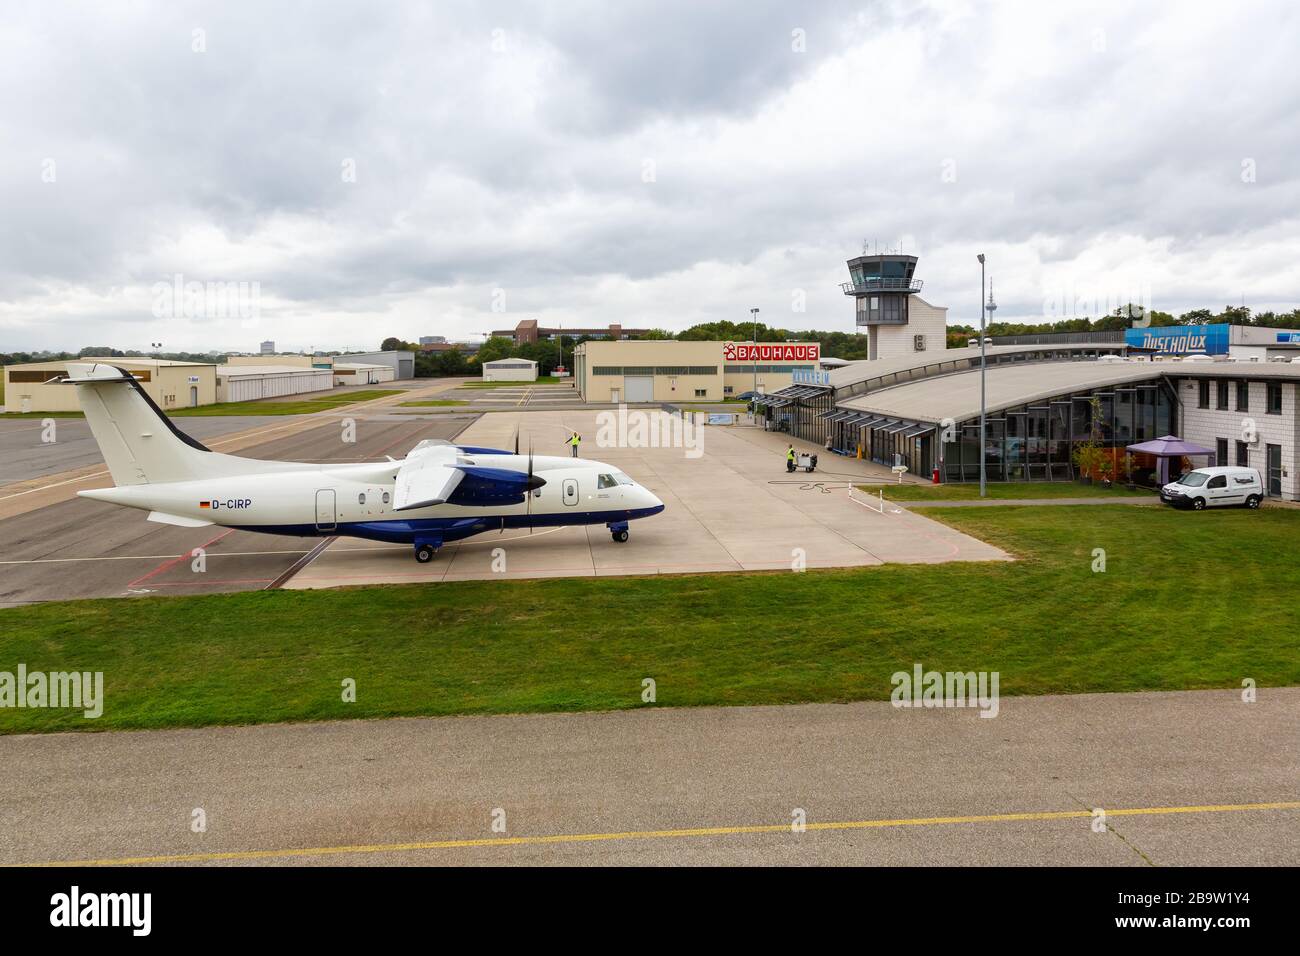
top-left (2, 0), bottom-right (1298, 353)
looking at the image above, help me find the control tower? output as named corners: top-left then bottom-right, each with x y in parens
top-left (841, 252), bottom-right (946, 360)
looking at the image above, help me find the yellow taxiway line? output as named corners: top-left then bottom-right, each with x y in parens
top-left (15, 801), bottom-right (1299, 867)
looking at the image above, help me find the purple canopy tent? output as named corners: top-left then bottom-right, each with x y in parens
top-left (1126, 435), bottom-right (1216, 485)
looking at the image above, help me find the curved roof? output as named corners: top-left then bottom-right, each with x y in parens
top-left (837, 357), bottom-right (1300, 425)
top-left (839, 361), bottom-right (1161, 425)
top-left (828, 342), bottom-right (1127, 391)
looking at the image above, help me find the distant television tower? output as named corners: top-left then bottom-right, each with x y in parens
top-left (985, 281), bottom-right (997, 320)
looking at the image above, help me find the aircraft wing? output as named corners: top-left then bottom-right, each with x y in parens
top-left (393, 444), bottom-right (465, 511)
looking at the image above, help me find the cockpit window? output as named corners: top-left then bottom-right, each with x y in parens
top-left (612, 472), bottom-right (635, 485)
top-left (597, 473), bottom-right (619, 489)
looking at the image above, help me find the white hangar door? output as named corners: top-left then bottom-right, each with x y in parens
top-left (624, 376), bottom-right (654, 403)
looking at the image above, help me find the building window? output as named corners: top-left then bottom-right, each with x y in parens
top-left (1236, 441), bottom-right (1248, 467)
top-left (1236, 380), bottom-right (1249, 411)
top-left (694, 389), bottom-right (706, 398)
top-left (1197, 380), bottom-right (1209, 408)
top-left (1216, 437), bottom-right (1228, 466)
top-left (1216, 380), bottom-right (1229, 410)
top-left (1266, 381), bottom-right (1282, 414)
top-left (7, 369), bottom-right (65, 383)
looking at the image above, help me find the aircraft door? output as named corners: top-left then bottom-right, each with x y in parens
top-left (562, 478), bottom-right (578, 506)
top-left (315, 489), bottom-right (337, 530)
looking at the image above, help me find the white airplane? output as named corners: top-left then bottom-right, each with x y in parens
top-left (65, 362), bottom-right (664, 562)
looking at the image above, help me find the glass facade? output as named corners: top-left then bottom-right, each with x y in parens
top-left (938, 380), bottom-right (1177, 483)
top-left (756, 386), bottom-right (832, 443)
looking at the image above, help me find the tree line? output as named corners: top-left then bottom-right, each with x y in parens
top-left (386, 303), bottom-right (1300, 374)
top-left (11, 301), bottom-right (1294, 375)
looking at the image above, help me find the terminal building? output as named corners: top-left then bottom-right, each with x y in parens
top-left (756, 343), bottom-right (1300, 500)
top-left (573, 339), bottom-right (825, 404)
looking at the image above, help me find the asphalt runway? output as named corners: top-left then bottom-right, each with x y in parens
top-left (1, 689), bottom-right (1295, 867)
top-left (0, 416), bottom-right (293, 484)
top-left (0, 413), bottom-right (475, 606)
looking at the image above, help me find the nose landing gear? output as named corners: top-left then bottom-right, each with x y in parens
top-left (607, 520), bottom-right (630, 543)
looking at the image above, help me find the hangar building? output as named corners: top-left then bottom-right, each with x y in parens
top-left (333, 362), bottom-right (396, 385)
top-left (341, 350), bottom-right (415, 379)
top-left (226, 354), bottom-right (337, 370)
top-left (482, 358), bottom-right (539, 382)
top-left (572, 340), bottom-right (824, 403)
top-left (215, 364), bottom-right (334, 403)
top-left (3, 358), bottom-right (217, 413)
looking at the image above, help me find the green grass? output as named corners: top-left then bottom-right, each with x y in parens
top-left (167, 390), bottom-right (402, 417)
top-left (861, 481), bottom-right (1157, 501)
top-left (397, 399), bottom-right (469, 407)
top-left (0, 504), bottom-right (1295, 734)
top-left (0, 410), bottom-right (85, 419)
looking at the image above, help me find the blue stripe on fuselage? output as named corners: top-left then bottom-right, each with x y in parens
top-left (232, 505), bottom-right (664, 544)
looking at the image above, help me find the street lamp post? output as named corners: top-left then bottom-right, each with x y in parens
top-left (976, 255), bottom-right (986, 498)
top-left (750, 307), bottom-right (760, 397)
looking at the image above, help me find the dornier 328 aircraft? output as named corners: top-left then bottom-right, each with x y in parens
top-left (65, 363), bottom-right (664, 562)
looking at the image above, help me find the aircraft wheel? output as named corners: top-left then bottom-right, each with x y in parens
top-left (415, 544), bottom-right (438, 563)
top-left (612, 530), bottom-right (629, 543)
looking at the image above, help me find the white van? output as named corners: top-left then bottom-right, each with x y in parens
top-left (1160, 466), bottom-right (1264, 510)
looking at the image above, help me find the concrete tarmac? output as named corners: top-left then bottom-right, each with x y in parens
top-left (0, 688), bottom-right (1295, 866)
top-left (0, 414), bottom-right (475, 605)
top-left (286, 409), bottom-right (1009, 589)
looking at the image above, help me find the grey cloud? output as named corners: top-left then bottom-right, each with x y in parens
top-left (1, 0), bottom-right (1298, 351)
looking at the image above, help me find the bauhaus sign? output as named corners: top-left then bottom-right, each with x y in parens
top-left (723, 342), bottom-right (820, 362)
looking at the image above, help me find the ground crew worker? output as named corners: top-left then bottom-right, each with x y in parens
top-left (787, 444), bottom-right (796, 472)
top-left (568, 432), bottom-right (581, 457)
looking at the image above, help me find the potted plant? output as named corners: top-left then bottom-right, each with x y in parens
top-left (1072, 444), bottom-right (1090, 484)
top-left (1071, 396), bottom-right (1105, 485)
top-left (1098, 456), bottom-right (1114, 488)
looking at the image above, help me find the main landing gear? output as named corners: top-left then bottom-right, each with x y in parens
top-left (608, 521), bottom-right (630, 543)
top-left (414, 536), bottom-right (443, 563)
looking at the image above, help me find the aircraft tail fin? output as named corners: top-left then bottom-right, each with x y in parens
top-left (63, 363), bottom-right (213, 486)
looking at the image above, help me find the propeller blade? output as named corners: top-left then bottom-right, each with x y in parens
top-left (527, 438), bottom-right (534, 533)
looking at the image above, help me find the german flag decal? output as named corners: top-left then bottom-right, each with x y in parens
top-left (199, 501), bottom-right (211, 509)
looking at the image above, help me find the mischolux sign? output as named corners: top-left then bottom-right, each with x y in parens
top-left (723, 342), bottom-right (820, 362)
